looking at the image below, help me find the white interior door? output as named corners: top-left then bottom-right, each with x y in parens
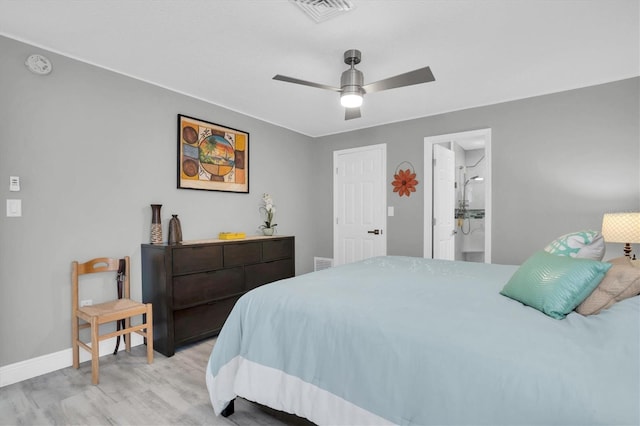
top-left (333, 144), bottom-right (387, 266)
top-left (433, 144), bottom-right (455, 260)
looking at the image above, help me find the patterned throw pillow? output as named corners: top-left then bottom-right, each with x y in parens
top-left (576, 257), bottom-right (640, 315)
top-left (544, 230), bottom-right (605, 261)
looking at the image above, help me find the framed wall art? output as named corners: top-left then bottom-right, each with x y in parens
top-left (177, 114), bottom-right (249, 193)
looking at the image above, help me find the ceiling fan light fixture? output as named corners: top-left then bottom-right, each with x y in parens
top-left (274, 48), bottom-right (435, 120)
top-left (340, 91), bottom-right (363, 108)
top-left (340, 63), bottom-right (364, 108)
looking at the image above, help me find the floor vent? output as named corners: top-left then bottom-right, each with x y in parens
top-left (291, 0), bottom-right (354, 23)
top-left (314, 257), bottom-right (334, 271)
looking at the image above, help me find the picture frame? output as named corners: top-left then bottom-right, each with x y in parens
top-left (177, 114), bottom-right (249, 193)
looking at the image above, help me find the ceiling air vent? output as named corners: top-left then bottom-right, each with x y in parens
top-left (291, 0), bottom-right (354, 23)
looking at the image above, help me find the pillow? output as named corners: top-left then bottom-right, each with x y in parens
top-left (608, 256), bottom-right (633, 266)
top-left (544, 230), bottom-right (605, 261)
top-left (576, 259), bottom-right (640, 315)
top-left (500, 251), bottom-right (611, 319)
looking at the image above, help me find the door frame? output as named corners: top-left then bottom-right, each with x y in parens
top-left (424, 129), bottom-right (492, 262)
top-left (333, 143), bottom-right (387, 265)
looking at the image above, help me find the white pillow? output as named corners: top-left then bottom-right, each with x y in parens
top-left (544, 230), bottom-right (605, 261)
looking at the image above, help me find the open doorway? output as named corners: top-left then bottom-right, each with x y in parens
top-left (424, 129), bottom-right (492, 263)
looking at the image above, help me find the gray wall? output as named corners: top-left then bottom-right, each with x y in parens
top-left (0, 36), bottom-right (315, 367)
top-left (2, 32), bottom-right (638, 369)
top-left (311, 78), bottom-right (640, 265)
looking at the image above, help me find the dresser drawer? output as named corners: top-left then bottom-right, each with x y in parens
top-left (262, 238), bottom-right (294, 262)
top-left (173, 296), bottom-right (240, 343)
top-left (172, 245), bottom-right (223, 274)
top-left (224, 242), bottom-right (261, 267)
top-left (172, 266), bottom-right (244, 309)
top-left (245, 258), bottom-right (294, 290)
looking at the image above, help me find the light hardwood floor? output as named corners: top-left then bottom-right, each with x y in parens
top-left (0, 338), bottom-right (314, 425)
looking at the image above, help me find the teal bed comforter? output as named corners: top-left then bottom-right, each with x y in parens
top-left (206, 256), bottom-right (639, 425)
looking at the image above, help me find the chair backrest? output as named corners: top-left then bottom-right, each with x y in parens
top-left (72, 256), bottom-right (130, 311)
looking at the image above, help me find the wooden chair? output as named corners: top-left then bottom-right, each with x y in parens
top-left (72, 256), bottom-right (153, 384)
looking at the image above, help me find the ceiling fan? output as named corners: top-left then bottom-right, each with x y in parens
top-left (273, 49), bottom-right (435, 120)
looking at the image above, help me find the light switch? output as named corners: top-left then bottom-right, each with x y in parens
top-left (9, 176), bottom-right (20, 192)
top-left (6, 199), bottom-right (22, 217)
top-left (388, 206), bottom-right (395, 217)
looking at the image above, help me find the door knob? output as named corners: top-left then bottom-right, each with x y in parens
top-left (367, 229), bottom-right (381, 235)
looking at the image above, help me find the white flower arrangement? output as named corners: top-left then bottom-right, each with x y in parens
top-left (259, 193), bottom-right (277, 230)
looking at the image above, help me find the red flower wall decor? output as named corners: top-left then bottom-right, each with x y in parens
top-left (392, 163), bottom-right (419, 197)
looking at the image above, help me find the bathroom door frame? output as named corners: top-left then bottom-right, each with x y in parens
top-left (424, 129), bottom-right (492, 262)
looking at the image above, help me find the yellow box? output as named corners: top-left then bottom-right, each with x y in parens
top-left (218, 232), bottom-right (246, 240)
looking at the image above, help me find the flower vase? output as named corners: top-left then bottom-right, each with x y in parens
top-left (168, 214), bottom-right (183, 244)
top-left (262, 227), bottom-right (274, 236)
top-left (150, 204), bottom-right (163, 244)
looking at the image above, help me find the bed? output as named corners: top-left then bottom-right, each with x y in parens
top-left (206, 255), bottom-right (640, 425)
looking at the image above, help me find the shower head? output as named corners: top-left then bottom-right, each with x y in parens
top-left (464, 175), bottom-right (483, 186)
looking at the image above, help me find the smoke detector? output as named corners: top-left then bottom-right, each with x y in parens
top-left (25, 54), bottom-right (52, 75)
top-left (291, 0), bottom-right (354, 23)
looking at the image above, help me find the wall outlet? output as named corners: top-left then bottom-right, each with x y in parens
top-left (80, 299), bottom-right (92, 307)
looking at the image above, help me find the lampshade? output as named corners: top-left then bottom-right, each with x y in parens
top-left (340, 92), bottom-right (363, 108)
top-left (601, 212), bottom-right (640, 257)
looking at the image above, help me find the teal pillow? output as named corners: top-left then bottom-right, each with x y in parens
top-left (500, 251), bottom-right (612, 319)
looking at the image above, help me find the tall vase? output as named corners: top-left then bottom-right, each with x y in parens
top-left (150, 204), bottom-right (163, 244)
top-left (168, 214), bottom-right (183, 244)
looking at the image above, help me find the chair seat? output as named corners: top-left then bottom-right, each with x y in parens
top-left (78, 299), bottom-right (148, 324)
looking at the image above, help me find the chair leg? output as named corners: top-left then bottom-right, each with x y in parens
top-left (125, 317), bottom-right (132, 353)
top-left (90, 317), bottom-right (99, 385)
top-left (146, 304), bottom-right (153, 364)
top-left (72, 317), bottom-right (79, 369)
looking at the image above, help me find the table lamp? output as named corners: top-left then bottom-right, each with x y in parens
top-left (601, 212), bottom-right (640, 258)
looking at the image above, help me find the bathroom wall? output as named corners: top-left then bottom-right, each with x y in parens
top-left (454, 148), bottom-right (486, 262)
top-left (462, 148), bottom-right (486, 262)
top-left (453, 143), bottom-right (466, 260)
top-left (464, 149), bottom-right (486, 210)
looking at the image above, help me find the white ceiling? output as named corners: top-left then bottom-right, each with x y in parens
top-left (1, 0), bottom-right (638, 137)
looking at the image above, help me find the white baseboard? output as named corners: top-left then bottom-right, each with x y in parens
top-left (0, 334), bottom-right (144, 388)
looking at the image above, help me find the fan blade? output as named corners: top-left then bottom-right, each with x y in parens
top-left (345, 107), bottom-right (361, 120)
top-left (363, 66), bottom-right (435, 94)
top-left (273, 75), bottom-right (341, 92)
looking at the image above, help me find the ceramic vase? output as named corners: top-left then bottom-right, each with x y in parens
top-left (168, 214), bottom-right (183, 244)
top-left (150, 204), bottom-right (163, 244)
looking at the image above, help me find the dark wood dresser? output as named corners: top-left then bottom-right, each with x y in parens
top-left (141, 236), bottom-right (295, 356)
